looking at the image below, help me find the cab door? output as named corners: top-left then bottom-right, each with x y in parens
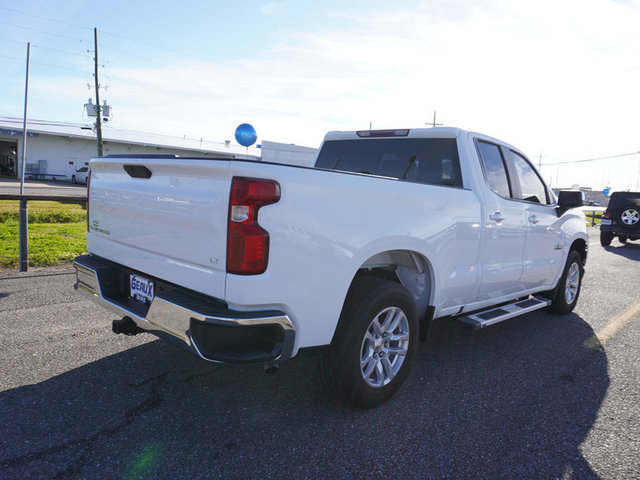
top-left (506, 149), bottom-right (564, 288)
top-left (475, 140), bottom-right (528, 301)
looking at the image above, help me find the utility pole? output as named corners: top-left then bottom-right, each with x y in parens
top-left (425, 111), bottom-right (442, 128)
top-left (19, 43), bottom-right (30, 195)
top-left (94, 27), bottom-right (103, 156)
top-left (19, 42), bottom-right (31, 272)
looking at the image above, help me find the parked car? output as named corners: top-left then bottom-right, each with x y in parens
top-left (600, 191), bottom-right (640, 245)
top-left (71, 167), bottom-right (89, 184)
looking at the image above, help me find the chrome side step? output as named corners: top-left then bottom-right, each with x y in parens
top-left (459, 296), bottom-right (551, 330)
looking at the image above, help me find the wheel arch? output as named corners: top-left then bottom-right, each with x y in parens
top-left (570, 237), bottom-right (588, 265)
top-left (343, 249), bottom-right (435, 340)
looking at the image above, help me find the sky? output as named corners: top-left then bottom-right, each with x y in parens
top-left (0, 0), bottom-right (639, 191)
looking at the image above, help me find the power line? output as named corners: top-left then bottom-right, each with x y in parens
top-left (0, 35), bottom-right (26, 46)
top-left (0, 6), bottom-right (92, 31)
top-left (0, 6), bottom-right (166, 53)
top-left (0, 19), bottom-right (168, 68)
top-left (0, 8), bottom-right (230, 67)
top-left (0, 35), bottom-right (93, 67)
top-left (32, 44), bottom-right (92, 59)
top-left (0, 53), bottom-right (90, 74)
top-left (0, 20), bottom-right (88, 43)
top-left (543, 151), bottom-right (640, 166)
top-left (99, 43), bottom-right (167, 67)
top-left (0, 53), bottom-right (31, 63)
top-left (99, 31), bottom-right (211, 63)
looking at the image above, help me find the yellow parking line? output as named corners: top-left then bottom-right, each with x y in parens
top-left (584, 299), bottom-right (640, 350)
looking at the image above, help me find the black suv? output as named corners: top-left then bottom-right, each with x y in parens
top-left (600, 191), bottom-right (640, 246)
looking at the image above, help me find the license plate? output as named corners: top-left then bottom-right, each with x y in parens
top-left (601, 219), bottom-right (612, 225)
top-left (130, 274), bottom-right (154, 303)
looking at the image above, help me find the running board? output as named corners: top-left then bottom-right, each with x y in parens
top-left (459, 296), bottom-right (551, 330)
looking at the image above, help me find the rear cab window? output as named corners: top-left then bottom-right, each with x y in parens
top-left (475, 141), bottom-right (511, 198)
top-left (315, 138), bottom-right (463, 188)
top-left (476, 139), bottom-right (552, 206)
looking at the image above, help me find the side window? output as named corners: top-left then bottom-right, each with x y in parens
top-left (476, 140), bottom-right (510, 198)
top-left (509, 151), bottom-right (550, 205)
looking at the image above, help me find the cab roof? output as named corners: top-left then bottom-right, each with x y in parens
top-left (323, 127), bottom-right (463, 141)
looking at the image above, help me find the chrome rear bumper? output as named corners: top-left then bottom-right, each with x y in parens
top-left (73, 255), bottom-right (295, 364)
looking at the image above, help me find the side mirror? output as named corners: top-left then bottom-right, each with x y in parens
top-left (557, 190), bottom-right (585, 215)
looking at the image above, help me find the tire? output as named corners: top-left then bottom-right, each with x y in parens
top-left (71, 175), bottom-right (77, 184)
top-left (619, 235), bottom-right (628, 244)
top-left (550, 250), bottom-right (583, 314)
top-left (322, 276), bottom-right (418, 409)
top-left (600, 231), bottom-right (613, 246)
top-left (619, 206), bottom-right (640, 230)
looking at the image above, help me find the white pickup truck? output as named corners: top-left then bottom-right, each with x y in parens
top-left (74, 127), bottom-right (588, 407)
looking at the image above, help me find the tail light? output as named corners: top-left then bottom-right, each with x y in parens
top-left (602, 211), bottom-right (610, 220)
top-left (227, 177), bottom-right (280, 275)
top-left (86, 168), bottom-right (92, 232)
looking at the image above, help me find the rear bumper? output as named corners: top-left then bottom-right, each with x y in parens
top-left (73, 254), bottom-right (295, 365)
top-left (600, 224), bottom-right (640, 237)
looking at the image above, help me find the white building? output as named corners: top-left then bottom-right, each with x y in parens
top-left (260, 140), bottom-right (318, 167)
top-left (0, 116), bottom-right (318, 180)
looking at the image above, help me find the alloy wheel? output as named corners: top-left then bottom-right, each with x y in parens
top-left (360, 306), bottom-right (410, 388)
top-left (564, 262), bottom-right (580, 305)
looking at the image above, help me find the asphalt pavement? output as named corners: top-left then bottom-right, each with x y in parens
top-left (0, 228), bottom-right (638, 479)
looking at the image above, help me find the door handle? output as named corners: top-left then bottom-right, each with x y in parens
top-left (528, 215), bottom-right (540, 224)
top-left (489, 212), bottom-right (505, 222)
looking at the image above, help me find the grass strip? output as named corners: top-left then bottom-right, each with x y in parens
top-left (0, 200), bottom-right (88, 267)
top-left (584, 211), bottom-right (602, 226)
top-left (0, 220), bottom-right (87, 268)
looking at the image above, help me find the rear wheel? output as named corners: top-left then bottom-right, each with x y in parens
top-left (600, 231), bottom-right (613, 246)
top-left (550, 250), bottom-right (583, 314)
top-left (322, 277), bottom-right (418, 408)
top-left (71, 175), bottom-right (77, 184)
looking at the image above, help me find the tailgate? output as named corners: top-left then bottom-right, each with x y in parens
top-left (87, 156), bottom-right (231, 299)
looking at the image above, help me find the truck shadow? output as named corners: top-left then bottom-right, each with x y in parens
top-left (409, 313), bottom-right (608, 479)
top-left (0, 312), bottom-right (608, 480)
